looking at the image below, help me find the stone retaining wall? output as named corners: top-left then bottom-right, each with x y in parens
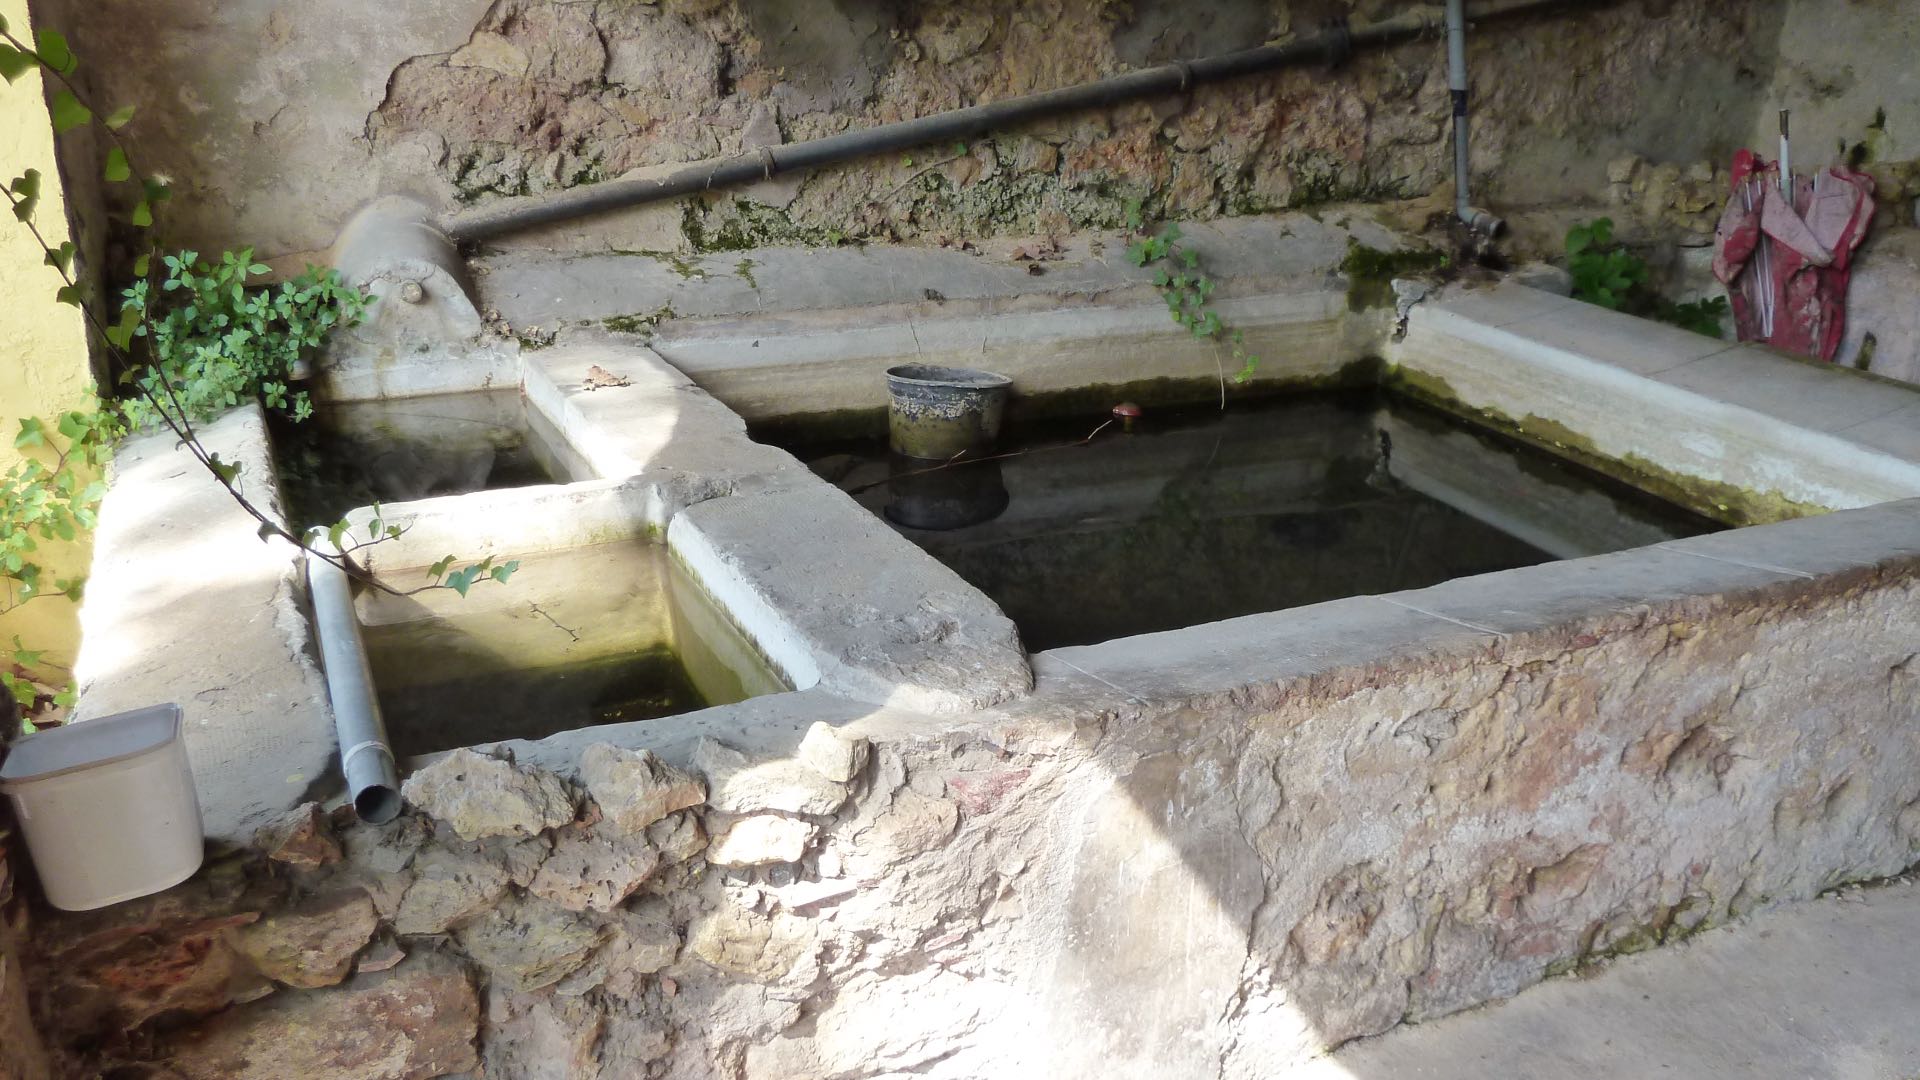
top-left (20, 498), bottom-right (1919, 1078)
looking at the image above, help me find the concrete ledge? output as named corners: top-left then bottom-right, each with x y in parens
top-left (669, 487), bottom-right (1032, 714)
top-left (1391, 283), bottom-right (1920, 523)
top-left (313, 337), bottom-right (521, 404)
top-left (473, 211), bottom-right (1409, 329)
top-left (73, 407), bottom-right (334, 844)
top-left (522, 340), bottom-right (808, 493)
top-left (651, 286), bottom-right (1373, 427)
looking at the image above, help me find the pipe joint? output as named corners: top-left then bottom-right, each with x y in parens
top-left (1322, 20), bottom-right (1355, 66)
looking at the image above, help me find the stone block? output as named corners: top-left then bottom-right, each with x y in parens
top-left (252, 803), bottom-right (341, 868)
top-left (401, 749), bottom-right (576, 840)
top-left (578, 744), bottom-right (706, 834)
top-left (798, 722), bottom-right (870, 783)
top-left (164, 952), bottom-right (479, 1080)
top-left (527, 826), bottom-right (662, 912)
top-left (234, 889), bottom-right (378, 989)
top-left (455, 896), bottom-right (604, 993)
top-left (707, 814), bottom-right (818, 867)
top-left (693, 737), bottom-right (848, 815)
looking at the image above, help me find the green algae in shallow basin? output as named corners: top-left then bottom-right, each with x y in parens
top-left (1381, 366), bottom-right (1834, 528)
top-left (357, 542), bottom-right (787, 757)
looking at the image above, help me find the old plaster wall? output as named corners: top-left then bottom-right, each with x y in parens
top-left (43, 0), bottom-right (1784, 261)
top-left (1740, 0), bottom-right (1920, 384)
top-left (23, 537), bottom-right (1919, 1079)
top-left (1748, 0), bottom-right (1920, 175)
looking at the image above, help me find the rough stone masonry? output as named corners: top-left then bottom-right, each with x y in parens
top-left (12, 530), bottom-right (1919, 1078)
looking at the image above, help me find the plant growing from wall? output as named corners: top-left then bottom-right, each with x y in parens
top-left (1, 404), bottom-right (117, 722)
top-left (119, 250), bottom-right (370, 428)
top-left (1125, 200), bottom-right (1262, 393)
top-left (0, 22), bottom-right (509, 729)
top-left (1566, 217), bottom-right (1728, 337)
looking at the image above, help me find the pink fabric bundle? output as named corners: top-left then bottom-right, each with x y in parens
top-left (1712, 148), bottom-right (1875, 361)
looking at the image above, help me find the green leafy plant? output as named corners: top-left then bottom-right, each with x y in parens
top-left (1565, 218), bottom-right (1647, 310)
top-left (0, 20), bottom-right (512, 730)
top-left (1125, 199), bottom-right (1262, 385)
top-left (1, 405), bottom-right (117, 722)
top-left (1566, 218), bottom-right (1727, 337)
top-left (119, 250), bottom-right (370, 428)
top-left (1650, 295), bottom-right (1731, 338)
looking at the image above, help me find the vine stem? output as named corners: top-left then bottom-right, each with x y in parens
top-left (0, 182), bottom-right (414, 598)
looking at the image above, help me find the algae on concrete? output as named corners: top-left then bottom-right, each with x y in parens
top-left (1381, 364), bottom-right (1833, 527)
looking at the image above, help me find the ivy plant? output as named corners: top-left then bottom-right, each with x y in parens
top-left (119, 250), bottom-right (370, 428)
top-left (1, 405), bottom-right (117, 719)
top-left (1125, 200), bottom-right (1262, 387)
top-left (0, 20), bottom-right (511, 731)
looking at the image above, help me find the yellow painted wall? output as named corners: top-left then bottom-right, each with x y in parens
top-left (0, 0), bottom-right (97, 677)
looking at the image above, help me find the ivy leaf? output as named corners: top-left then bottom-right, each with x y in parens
top-left (446, 565), bottom-right (483, 597)
top-left (0, 44), bottom-right (34, 83)
top-left (132, 253), bottom-right (150, 277)
top-left (34, 28), bottom-right (75, 74)
top-left (54, 283), bottom-right (81, 306)
top-left (427, 555), bottom-right (456, 581)
top-left (103, 103), bottom-right (134, 130)
top-left (10, 168), bottom-right (39, 221)
top-left (12, 417), bottom-right (43, 448)
top-left (1, 672), bottom-right (34, 708)
top-left (255, 522), bottom-right (277, 542)
top-left (103, 147), bottom-right (129, 183)
top-left (206, 453), bottom-right (240, 485)
top-left (49, 89), bottom-right (90, 134)
top-left (103, 307), bottom-right (139, 350)
top-left (131, 199), bottom-right (152, 227)
top-left (43, 240), bottom-right (74, 273)
top-left (12, 638), bottom-right (44, 668)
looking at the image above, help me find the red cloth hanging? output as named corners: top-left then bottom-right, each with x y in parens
top-left (1711, 150), bottom-right (1875, 361)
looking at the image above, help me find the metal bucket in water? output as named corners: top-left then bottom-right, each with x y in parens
top-left (885, 364), bottom-right (1012, 461)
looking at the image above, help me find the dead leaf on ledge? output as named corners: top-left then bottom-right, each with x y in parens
top-left (583, 365), bottom-right (631, 390)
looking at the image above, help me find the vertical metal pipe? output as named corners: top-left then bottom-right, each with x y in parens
top-left (1446, 0), bottom-right (1503, 237)
top-left (308, 556), bottom-right (403, 824)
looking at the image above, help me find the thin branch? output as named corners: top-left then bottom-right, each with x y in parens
top-left (0, 186), bottom-right (419, 597)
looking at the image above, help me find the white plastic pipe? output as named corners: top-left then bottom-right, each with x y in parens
top-left (1778, 108), bottom-right (1792, 198)
top-left (1447, 0), bottom-right (1504, 237)
top-left (307, 556), bottom-right (403, 823)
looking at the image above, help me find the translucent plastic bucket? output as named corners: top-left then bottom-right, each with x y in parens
top-left (0, 704), bottom-right (203, 910)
